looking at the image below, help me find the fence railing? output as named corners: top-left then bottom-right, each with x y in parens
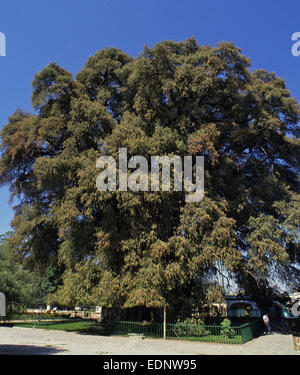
top-left (100, 319), bottom-right (263, 344)
top-left (167, 322), bottom-right (242, 344)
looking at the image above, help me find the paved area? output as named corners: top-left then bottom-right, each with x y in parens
top-left (0, 326), bottom-right (299, 355)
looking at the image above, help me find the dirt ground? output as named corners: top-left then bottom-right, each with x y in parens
top-left (0, 326), bottom-right (299, 355)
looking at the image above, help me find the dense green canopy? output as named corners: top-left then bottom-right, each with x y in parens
top-left (1, 38), bottom-right (299, 318)
top-left (0, 232), bottom-right (42, 313)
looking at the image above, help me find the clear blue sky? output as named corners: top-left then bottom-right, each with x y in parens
top-left (0, 0), bottom-right (300, 234)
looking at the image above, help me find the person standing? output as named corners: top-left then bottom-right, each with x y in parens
top-left (263, 313), bottom-right (271, 334)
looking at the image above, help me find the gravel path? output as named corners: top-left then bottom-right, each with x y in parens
top-left (0, 326), bottom-right (299, 355)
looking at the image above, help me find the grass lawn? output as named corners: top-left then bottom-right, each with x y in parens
top-left (168, 335), bottom-right (242, 344)
top-left (12, 320), bottom-right (107, 335)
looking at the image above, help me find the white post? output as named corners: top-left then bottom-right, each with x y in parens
top-left (163, 304), bottom-right (167, 340)
top-left (0, 292), bottom-right (6, 316)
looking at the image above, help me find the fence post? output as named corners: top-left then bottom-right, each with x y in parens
top-left (163, 305), bottom-right (167, 340)
top-left (0, 292), bottom-right (6, 317)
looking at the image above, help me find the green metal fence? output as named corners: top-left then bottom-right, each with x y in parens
top-left (110, 321), bottom-right (163, 337)
top-left (167, 322), bottom-right (242, 344)
top-left (100, 319), bottom-right (263, 344)
top-left (239, 319), bottom-right (264, 343)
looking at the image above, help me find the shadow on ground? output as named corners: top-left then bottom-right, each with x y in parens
top-left (0, 344), bottom-right (68, 355)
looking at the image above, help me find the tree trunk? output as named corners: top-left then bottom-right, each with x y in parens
top-left (163, 304), bottom-right (167, 340)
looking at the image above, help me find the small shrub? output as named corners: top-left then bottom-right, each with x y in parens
top-left (173, 317), bottom-right (209, 337)
top-left (220, 318), bottom-right (235, 338)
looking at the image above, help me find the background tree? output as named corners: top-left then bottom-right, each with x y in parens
top-left (0, 232), bottom-right (42, 315)
top-left (0, 38), bottom-right (299, 321)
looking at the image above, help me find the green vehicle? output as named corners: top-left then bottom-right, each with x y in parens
top-left (279, 303), bottom-right (299, 332)
top-left (281, 309), bottom-right (296, 319)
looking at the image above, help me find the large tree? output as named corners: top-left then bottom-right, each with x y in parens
top-left (0, 38), bottom-right (299, 319)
